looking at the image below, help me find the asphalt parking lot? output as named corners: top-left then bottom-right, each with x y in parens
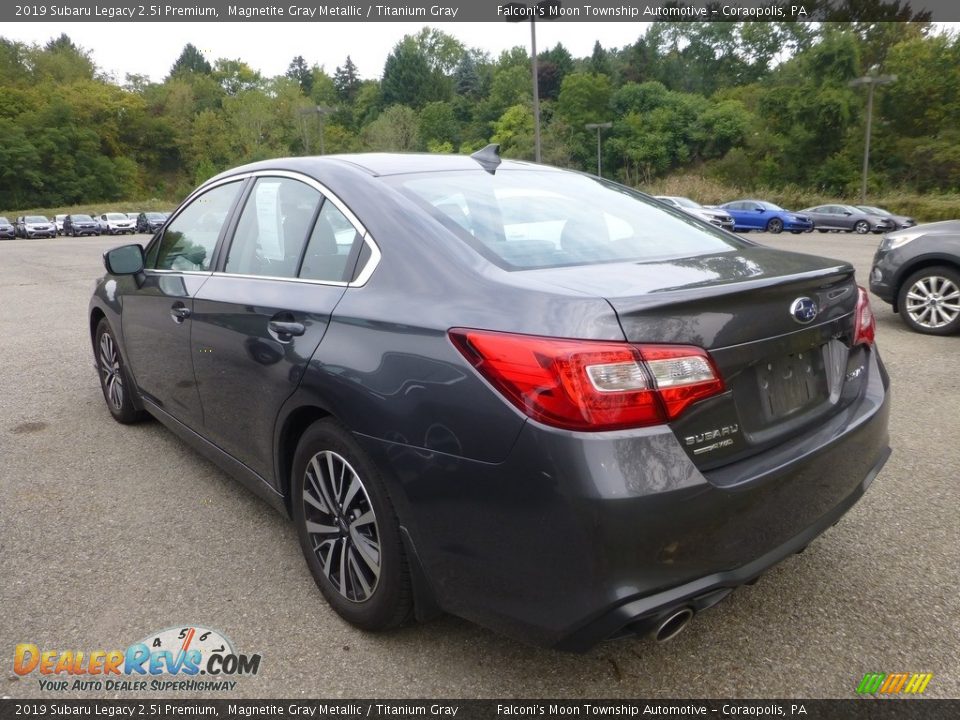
top-left (1, 231), bottom-right (958, 699)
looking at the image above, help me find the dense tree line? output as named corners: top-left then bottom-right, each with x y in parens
top-left (1, 21), bottom-right (958, 210)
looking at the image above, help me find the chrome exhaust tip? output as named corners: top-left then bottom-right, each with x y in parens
top-left (653, 608), bottom-right (694, 643)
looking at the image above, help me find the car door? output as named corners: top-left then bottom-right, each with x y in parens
top-left (723, 202), bottom-right (744, 229)
top-left (833, 206), bottom-right (856, 231)
top-left (805, 205), bottom-right (828, 229)
top-left (190, 173), bottom-right (368, 481)
top-left (121, 179), bottom-right (245, 429)
top-left (737, 202), bottom-right (766, 230)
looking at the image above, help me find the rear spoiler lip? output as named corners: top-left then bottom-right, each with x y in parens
top-left (604, 263), bottom-right (855, 315)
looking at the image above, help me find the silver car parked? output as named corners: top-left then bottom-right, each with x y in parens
top-left (802, 205), bottom-right (894, 234)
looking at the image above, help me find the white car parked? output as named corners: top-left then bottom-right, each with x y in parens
top-left (99, 213), bottom-right (137, 235)
top-left (655, 196), bottom-right (736, 231)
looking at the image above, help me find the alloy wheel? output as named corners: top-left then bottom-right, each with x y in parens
top-left (98, 332), bottom-right (124, 410)
top-left (855, 220), bottom-right (870, 234)
top-left (904, 275), bottom-right (960, 329)
top-left (301, 450), bottom-right (381, 603)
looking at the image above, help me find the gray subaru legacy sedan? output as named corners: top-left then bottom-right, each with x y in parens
top-left (89, 150), bottom-right (890, 650)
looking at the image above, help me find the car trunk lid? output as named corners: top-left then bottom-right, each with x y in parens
top-left (529, 247), bottom-right (865, 469)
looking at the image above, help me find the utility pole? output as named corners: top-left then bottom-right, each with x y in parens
top-left (849, 73), bottom-right (896, 204)
top-left (585, 122), bottom-right (612, 177)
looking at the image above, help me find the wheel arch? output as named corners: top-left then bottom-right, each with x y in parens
top-left (275, 403), bottom-right (332, 517)
top-left (892, 256), bottom-right (960, 313)
top-left (89, 306), bottom-right (107, 346)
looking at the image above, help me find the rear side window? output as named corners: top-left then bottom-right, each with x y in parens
top-left (225, 177), bottom-right (322, 278)
top-left (388, 170), bottom-right (744, 271)
top-left (298, 201), bottom-right (364, 283)
top-left (152, 181), bottom-right (242, 271)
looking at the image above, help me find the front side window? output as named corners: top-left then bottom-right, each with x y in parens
top-left (388, 170), bottom-right (745, 271)
top-left (152, 181), bottom-right (242, 271)
top-left (225, 177), bottom-right (322, 278)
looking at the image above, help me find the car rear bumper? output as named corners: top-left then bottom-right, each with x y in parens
top-left (356, 348), bottom-right (891, 650)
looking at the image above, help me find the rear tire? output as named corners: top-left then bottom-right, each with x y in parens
top-left (897, 266), bottom-right (960, 335)
top-left (292, 419), bottom-right (413, 631)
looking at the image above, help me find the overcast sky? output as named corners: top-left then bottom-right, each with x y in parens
top-left (10, 22), bottom-right (652, 83)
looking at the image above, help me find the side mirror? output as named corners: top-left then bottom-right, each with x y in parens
top-left (755, 208), bottom-right (765, 213)
top-left (843, 211), bottom-right (853, 216)
top-left (104, 244), bottom-right (144, 275)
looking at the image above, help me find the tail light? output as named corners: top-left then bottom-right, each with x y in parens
top-left (854, 286), bottom-right (876, 346)
top-left (449, 329), bottom-right (725, 432)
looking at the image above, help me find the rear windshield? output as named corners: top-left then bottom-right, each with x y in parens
top-left (387, 170), bottom-right (744, 270)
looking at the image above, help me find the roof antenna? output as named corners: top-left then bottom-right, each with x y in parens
top-left (470, 143), bottom-right (501, 174)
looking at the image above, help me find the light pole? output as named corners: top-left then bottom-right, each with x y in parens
top-left (849, 73), bottom-right (896, 203)
top-left (585, 122), bottom-right (612, 177)
top-left (504, 0), bottom-right (561, 163)
top-left (299, 105), bottom-right (332, 155)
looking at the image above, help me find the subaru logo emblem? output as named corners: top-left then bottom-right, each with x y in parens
top-left (790, 297), bottom-right (818, 324)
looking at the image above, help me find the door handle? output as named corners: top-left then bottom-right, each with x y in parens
top-left (268, 320), bottom-right (306, 338)
top-left (170, 303), bottom-right (192, 323)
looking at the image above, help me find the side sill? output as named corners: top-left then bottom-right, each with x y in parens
top-left (142, 399), bottom-right (288, 516)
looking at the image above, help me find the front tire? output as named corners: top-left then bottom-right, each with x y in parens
top-left (898, 266), bottom-right (960, 335)
top-left (766, 218), bottom-right (783, 234)
top-left (292, 419), bottom-right (413, 631)
top-left (854, 220), bottom-right (871, 234)
top-left (94, 319), bottom-right (145, 423)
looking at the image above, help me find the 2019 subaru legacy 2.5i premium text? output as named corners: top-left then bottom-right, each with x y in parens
top-left (89, 150), bottom-right (891, 650)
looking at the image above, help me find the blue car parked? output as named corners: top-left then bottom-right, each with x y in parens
top-left (720, 200), bottom-right (813, 234)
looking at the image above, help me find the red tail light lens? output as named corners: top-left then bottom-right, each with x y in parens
top-left (449, 329), bottom-right (725, 431)
top-left (854, 286), bottom-right (876, 346)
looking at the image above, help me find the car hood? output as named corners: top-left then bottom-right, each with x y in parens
top-left (886, 219), bottom-right (960, 240)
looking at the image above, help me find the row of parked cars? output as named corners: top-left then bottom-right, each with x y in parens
top-left (652, 196), bottom-right (960, 335)
top-left (1, 211), bottom-right (170, 239)
top-left (655, 196), bottom-right (916, 235)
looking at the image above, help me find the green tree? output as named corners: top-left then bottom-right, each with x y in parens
top-left (286, 55), bottom-right (313, 96)
top-left (418, 101), bottom-right (458, 148)
top-left (381, 38), bottom-right (445, 108)
top-left (363, 104), bottom-right (419, 150)
top-left (333, 56), bottom-right (361, 102)
top-left (492, 104), bottom-right (534, 159)
top-left (169, 43), bottom-right (212, 78)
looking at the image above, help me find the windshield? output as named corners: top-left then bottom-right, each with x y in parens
top-left (758, 202), bottom-right (784, 211)
top-left (0, 217), bottom-right (9, 224)
top-left (146, 212), bottom-right (164, 219)
top-left (858, 206), bottom-right (889, 216)
top-left (26, 216), bottom-right (48, 223)
top-left (106, 213), bottom-right (128, 221)
top-left (671, 197), bottom-right (701, 209)
top-left (388, 170), bottom-right (744, 271)
top-left (73, 214), bottom-right (93, 222)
